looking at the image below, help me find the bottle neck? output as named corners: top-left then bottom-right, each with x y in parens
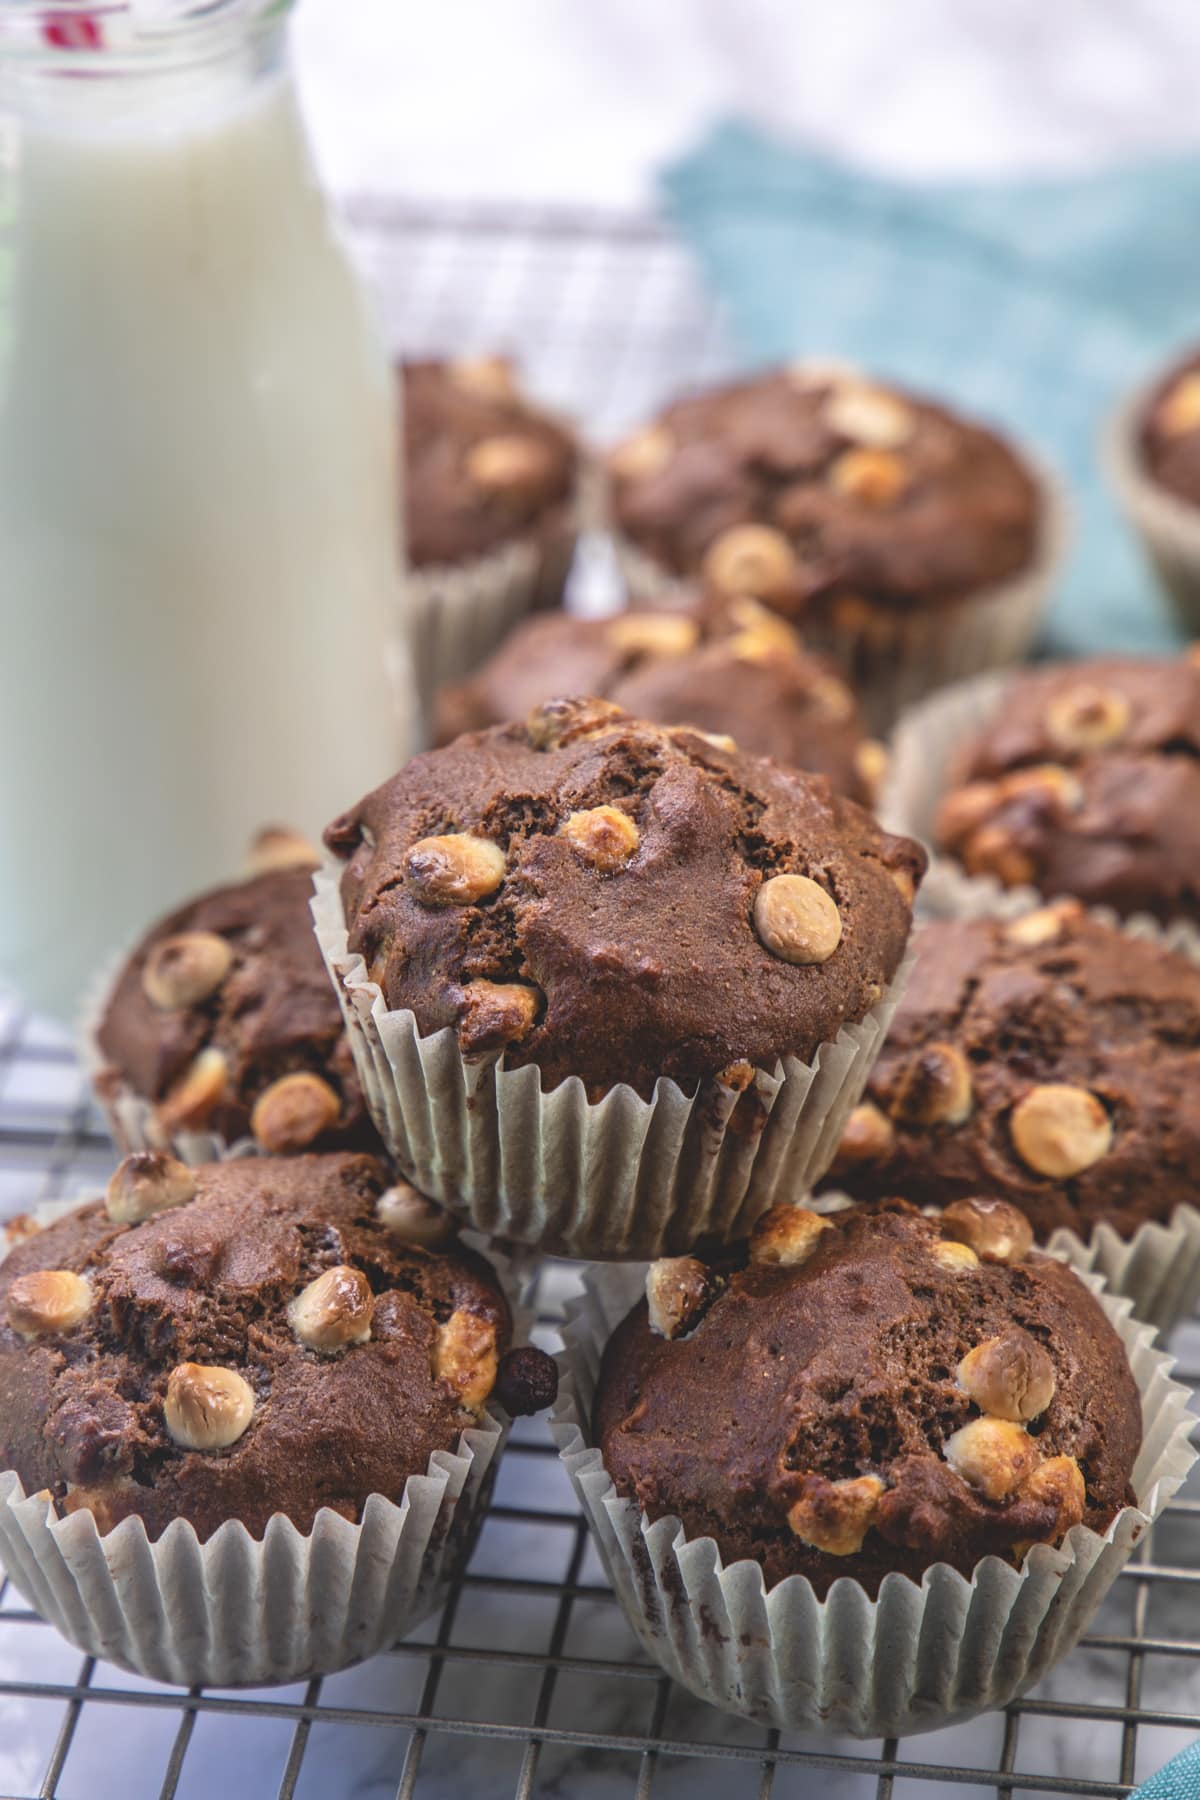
top-left (0, 2), bottom-right (292, 130)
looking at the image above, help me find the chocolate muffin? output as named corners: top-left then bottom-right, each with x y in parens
top-left (94, 862), bottom-right (378, 1155)
top-left (934, 654), bottom-right (1200, 920)
top-left (434, 599), bottom-right (886, 804)
top-left (594, 1199), bottom-right (1141, 1597)
top-left (324, 698), bottom-right (925, 1098)
top-left (0, 1152), bottom-right (554, 1540)
top-left (607, 364), bottom-right (1041, 630)
top-left (827, 906), bottom-right (1200, 1242)
top-left (402, 356), bottom-right (578, 570)
top-left (1138, 348), bottom-right (1200, 507)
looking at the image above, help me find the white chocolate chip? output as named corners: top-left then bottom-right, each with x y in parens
top-left (250, 1072), bottom-right (342, 1154)
top-left (560, 805), bottom-right (640, 871)
top-left (141, 932), bottom-right (233, 1011)
top-left (376, 1182), bottom-right (456, 1247)
top-left (787, 1473), bottom-right (885, 1555)
top-left (1010, 1084), bottom-right (1113, 1179)
top-left (608, 423), bottom-right (674, 483)
top-left (645, 1256), bottom-right (719, 1340)
top-left (245, 825), bottom-right (321, 875)
top-left (288, 1265), bottom-right (374, 1353)
top-left (957, 1333), bottom-right (1056, 1423)
top-left (749, 1204), bottom-right (833, 1268)
top-left (824, 384), bottom-right (914, 449)
top-left (449, 354), bottom-right (518, 402)
top-left (106, 1151), bottom-right (197, 1224)
top-left (155, 1047), bottom-right (228, 1135)
top-left (931, 1239), bottom-right (979, 1274)
top-left (829, 446), bottom-right (908, 506)
top-left (829, 1102), bottom-right (896, 1176)
top-left (753, 874), bottom-right (842, 965)
top-left (701, 523), bottom-right (797, 602)
top-left (405, 833), bottom-right (507, 906)
top-left (465, 433), bottom-right (554, 498)
top-left (434, 1308), bottom-right (499, 1411)
top-left (607, 612), bottom-right (699, 658)
top-left (891, 1042), bottom-right (973, 1128)
top-left (6, 1270), bottom-right (91, 1338)
top-left (1045, 684), bottom-right (1132, 754)
top-left (940, 1197), bottom-right (1034, 1265)
top-left (1003, 901), bottom-right (1083, 948)
top-left (943, 1415), bottom-right (1038, 1501)
top-left (164, 1363), bottom-right (255, 1451)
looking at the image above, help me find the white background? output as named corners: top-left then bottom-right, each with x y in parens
top-left (294, 0), bottom-right (1200, 206)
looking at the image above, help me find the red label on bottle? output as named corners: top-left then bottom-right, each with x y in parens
top-left (42, 12), bottom-right (104, 50)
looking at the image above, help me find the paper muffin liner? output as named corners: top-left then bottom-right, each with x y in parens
top-left (0, 1195), bottom-right (528, 1687)
top-left (551, 1260), bottom-right (1195, 1739)
top-left (1103, 382), bottom-right (1200, 635)
top-left (608, 462), bottom-right (1069, 734)
top-left (876, 714), bottom-right (1200, 1335)
top-left (407, 467), bottom-right (591, 736)
top-left (881, 667), bottom-right (1200, 940)
top-left (312, 867), bottom-right (914, 1260)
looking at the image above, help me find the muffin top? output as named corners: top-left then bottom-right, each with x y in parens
top-left (0, 1152), bottom-right (555, 1541)
top-left (607, 364), bottom-right (1040, 621)
top-left (325, 700), bottom-right (924, 1098)
top-left (402, 356), bottom-right (578, 567)
top-left (595, 1198), bottom-right (1140, 1598)
top-left (935, 655), bottom-right (1200, 920)
top-left (96, 861), bottom-right (377, 1155)
top-left (1139, 348), bottom-right (1200, 505)
top-left (826, 906), bottom-right (1200, 1241)
top-left (434, 598), bottom-right (884, 805)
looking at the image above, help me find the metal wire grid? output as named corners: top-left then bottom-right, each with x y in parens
top-left (1, 202), bottom-right (1200, 1796)
top-left (1, 996), bottom-right (1200, 1800)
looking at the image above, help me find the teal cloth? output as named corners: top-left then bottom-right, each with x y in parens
top-left (1132, 1741), bottom-right (1200, 1800)
top-left (660, 120), bottom-right (1200, 655)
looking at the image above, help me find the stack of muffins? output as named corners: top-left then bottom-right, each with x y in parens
top-left (1, 348), bottom-right (1197, 1739)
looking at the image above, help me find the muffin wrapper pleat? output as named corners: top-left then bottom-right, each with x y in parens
top-left (406, 462), bottom-right (594, 735)
top-left (550, 1261), bottom-right (1195, 1739)
top-left (1103, 386), bottom-right (1200, 635)
top-left (606, 460), bottom-right (1069, 735)
top-left (0, 1196), bottom-right (526, 1687)
top-left (311, 869), bottom-right (913, 1260)
top-left (883, 695), bottom-right (1200, 1334)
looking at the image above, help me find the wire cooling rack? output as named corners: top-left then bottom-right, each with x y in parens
top-left (2, 202), bottom-right (1200, 1798)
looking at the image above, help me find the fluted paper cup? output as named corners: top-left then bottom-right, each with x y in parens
top-left (312, 869), bottom-right (913, 1260)
top-left (407, 465), bottom-right (591, 736)
top-left (859, 734), bottom-right (1200, 1337)
top-left (551, 1261), bottom-right (1195, 1739)
top-left (1103, 383), bottom-right (1200, 635)
top-left (0, 1197), bottom-right (526, 1687)
top-left (609, 464), bottom-right (1068, 735)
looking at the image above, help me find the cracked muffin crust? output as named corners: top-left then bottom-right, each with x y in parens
top-left (0, 1153), bottom-right (555, 1541)
top-left (607, 364), bottom-right (1041, 628)
top-left (324, 699), bottom-right (925, 1098)
top-left (402, 356), bottom-right (578, 568)
top-left (95, 866), bottom-right (378, 1155)
top-left (594, 1200), bottom-right (1140, 1597)
top-left (433, 599), bottom-right (885, 805)
top-left (824, 908), bottom-right (1200, 1243)
top-left (934, 654), bottom-right (1200, 921)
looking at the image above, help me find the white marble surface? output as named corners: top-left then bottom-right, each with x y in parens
top-left (293, 0), bottom-right (1200, 208)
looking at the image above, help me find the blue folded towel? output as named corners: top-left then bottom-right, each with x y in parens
top-left (661, 119), bottom-right (1200, 656)
top-left (1131, 1738), bottom-right (1200, 1799)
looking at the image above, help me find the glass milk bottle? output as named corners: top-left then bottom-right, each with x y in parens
top-left (0, 0), bottom-right (411, 1020)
